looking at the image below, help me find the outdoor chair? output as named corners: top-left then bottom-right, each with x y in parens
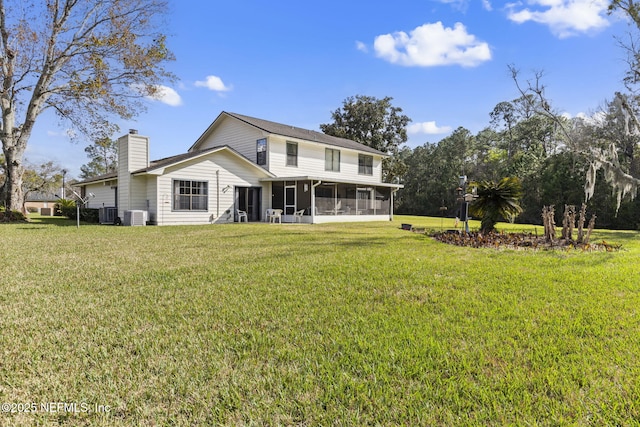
top-left (267, 209), bottom-right (282, 223)
top-left (237, 210), bottom-right (248, 222)
top-left (294, 209), bottom-right (305, 223)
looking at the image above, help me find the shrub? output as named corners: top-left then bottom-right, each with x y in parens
top-left (0, 210), bottom-right (28, 222)
top-left (80, 208), bottom-right (100, 223)
top-left (470, 177), bottom-right (523, 233)
top-left (55, 199), bottom-right (77, 218)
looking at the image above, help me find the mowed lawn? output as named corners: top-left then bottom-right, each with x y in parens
top-left (1, 215), bottom-right (639, 426)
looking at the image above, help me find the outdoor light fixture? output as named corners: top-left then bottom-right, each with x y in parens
top-left (457, 175), bottom-right (470, 233)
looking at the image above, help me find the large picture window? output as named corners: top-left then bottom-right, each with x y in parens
top-left (325, 148), bottom-right (340, 172)
top-left (256, 138), bottom-right (267, 166)
top-left (173, 180), bottom-right (208, 211)
top-left (286, 141), bottom-right (298, 167)
top-left (358, 154), bottom-right (373, 175)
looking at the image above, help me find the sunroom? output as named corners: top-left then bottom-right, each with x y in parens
top-left (261, 177), bottom-right (402, 223)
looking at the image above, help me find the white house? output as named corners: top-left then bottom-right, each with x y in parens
top-left (76, 112), bottom-right (402, 225)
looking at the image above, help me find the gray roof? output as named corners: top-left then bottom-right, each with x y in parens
top-left (132, 145), bottom-right (273, 176)
top-left (214, 112), bottom-right (387, 156)
top-left (76, 145), bottom-right (273, 186)
top-left (74, 171), bottom-right (118, 186)
top-left (135, 146), bottom-right (224, 173)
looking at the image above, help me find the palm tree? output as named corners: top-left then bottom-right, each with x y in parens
top-left (470, 177), bottom-right (523, 233)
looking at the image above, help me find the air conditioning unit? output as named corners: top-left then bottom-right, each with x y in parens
top-left (98, 207), bottom-right (118, 224)
top-left (123, 210), bottom-right (147, 226)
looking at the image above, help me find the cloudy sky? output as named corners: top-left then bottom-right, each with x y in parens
top-left (29, 0), bottom-right (632, 177)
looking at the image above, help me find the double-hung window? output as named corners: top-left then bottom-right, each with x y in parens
top-left (358, 154), bottom-right (373, 175)
top-left (325, 148), bottom-right (340, 172)
top-left (256, 139), bottom-right (267, 166)
top-left (286, 141), bottom-right (298, 167)
top-left (173, 180), bottom-right (208, 211)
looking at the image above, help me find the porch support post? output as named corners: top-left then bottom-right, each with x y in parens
top-left (391, 187), bottom-right (399, 221)
top-left (311, 180), bottom-right (321, 224)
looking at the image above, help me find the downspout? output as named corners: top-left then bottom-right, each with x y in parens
top-left (311, 180), bottom-right (322, 224)
top-left (216, 170), bottom-right (220, 219)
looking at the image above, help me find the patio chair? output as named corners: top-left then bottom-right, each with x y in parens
top-left (294, 209), bottom-right (305, 223)
top-left (268, 209), bottom-right (282, 223)
top-left (237, 210), bottom-right (248, 222)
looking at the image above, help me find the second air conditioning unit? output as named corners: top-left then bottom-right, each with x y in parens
top-left (123, 210), bottom-right (147, 226)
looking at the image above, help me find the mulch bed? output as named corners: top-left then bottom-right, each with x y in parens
top-left (431, 231), bottom-right (622, 252)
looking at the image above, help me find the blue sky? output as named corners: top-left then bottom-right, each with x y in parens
top-left (28, 0), bottom-right (632, 178)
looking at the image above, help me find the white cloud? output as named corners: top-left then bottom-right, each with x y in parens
top-left (506, 0), bottom-right (610, 38)
top-left (355, 41), bottom-right (368, 53)
top-left (482, 0), bottom-right (492, 11)
top-left (373, 22), bottom-right (492, 67)
top-left (408, 121), bottom-right (453, 135)
top-left (195, 75), bottom-right (232, 92)
top-left (131, 84), bottom-right (183, 106)
top-left (150, 85), bottom-right (182, 106)
top-left (434, 0), bottom-right (469, 12)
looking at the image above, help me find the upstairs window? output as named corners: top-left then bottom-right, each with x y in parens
top-left (286, 141), bottom-right (298, 167)
top-left (173, 180), bottom-right (208, 211)
top-left (358, 154), bottom-right (373, 175)
top-left (256, 139), bottom-right (267, 166)
top-left (325, 148), bottom-right (340, 172)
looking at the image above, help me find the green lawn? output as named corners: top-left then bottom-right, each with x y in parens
top-left (1, 215), bottom-right (639, 425)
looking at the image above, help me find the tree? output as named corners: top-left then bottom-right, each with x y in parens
top-left (509, 66), bottom-right (640, 215)
top-left (0, 0), bottom-right (174, 211)
top-left (320, 95), bottom-right (411, 182)
top-left (80, 137), bottom-right (118, 179)
top-left (396, 127), bottom-right (476, 216)
top-left (470, 177), bottom-right (523, 233)
top-left (22, 160), bottom-right (63, 212)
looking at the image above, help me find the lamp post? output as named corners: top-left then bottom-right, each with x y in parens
top-left (458, 175), bottom-right (471, 233)
top-left (61, 169), bottom-right (67, 200)
top-left (439, 201), bottom-right (447, 231)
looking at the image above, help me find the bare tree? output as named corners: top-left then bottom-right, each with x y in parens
top-left (0, 0), bottom-right (174, 211)
top-left (508, 65), bottom-right (640, 214)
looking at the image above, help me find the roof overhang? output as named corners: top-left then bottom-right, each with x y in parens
top-left (259, 176), bottom-right (403, 189)
top-left (132, 145), bottom-right (275, 178)
top-left (75, 173), bottom-right (118, 187)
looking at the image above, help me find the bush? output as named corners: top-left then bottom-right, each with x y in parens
top-left (0, 210), bottom-right (28, 222)
top-left (26, 207), bottom-right (39, 213)
top-left (55, 199), bottom-right (77, 217)
top-left (80, 208), bottom-right (99, 223)
top-left (54, 200), bottom-right (99, 224)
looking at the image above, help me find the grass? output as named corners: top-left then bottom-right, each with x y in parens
top-left (1, 214), bottom-right (639, 425)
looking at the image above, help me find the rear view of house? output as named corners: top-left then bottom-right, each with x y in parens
top-left (76, 112), bottom-right (402, 225)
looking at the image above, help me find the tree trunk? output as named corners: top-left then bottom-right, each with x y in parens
top-left (2, 138), bottom-right (27, 212)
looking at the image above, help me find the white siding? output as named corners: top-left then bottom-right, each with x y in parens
top-left (267, 135), bottom-right (384, 183)
top-left (196, 116), bottom-right (385, 184)
top-left (195, 116), bottom-right (266, 163)
top-left (154, 150), bottom-right (269, 226)
top-left (146, 178), bottom-right (158, 224)
top-left (84, 182), bottom-right (117, 209)
top-left (117, 133), bottom-right (150, 218)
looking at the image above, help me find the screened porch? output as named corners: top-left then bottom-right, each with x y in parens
top-left (266, 179), bottom-right (397, 223)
